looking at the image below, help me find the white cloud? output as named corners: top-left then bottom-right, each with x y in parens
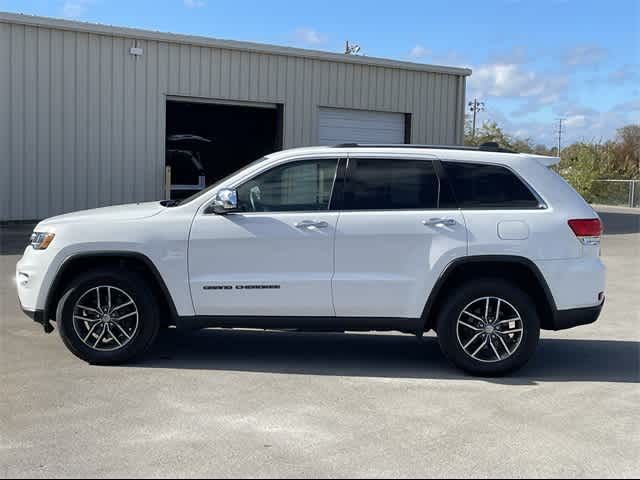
top-left (608, 64), bottom-right (640, 85)
top-left (62, 0), bottom-right (93, 18)
top-left (561, 44), bottom-right (608, 67)
top-left (407, 47), bottom-right (470, 68)
top-left (408, 44), bottom-right (431, 59)
top-left (503, 120), bottom-right (556, 145)
top-left (553, 103), bottom-right (598, 118)
top-left (469, 62), bottom-right (568, 115)
top-left (564, 109), bottom-right (635, 143)
top-left (489, 46), bottom-right (529, 65)
top-left (293, 27), bottom-right (328, 46)
top-left (435, 50), bottom-right (470, 67)
top-left (612, 98), bottom-right (640, 113)
top-left (494, 103), bottom-right (638, 146)
top-left (460, 44), bottom-right (632, 145)
top-left (564, 114), bottom-right (588, 129)
top-left (471, 64), bottom-right (559, 97)
top-left (184, 0), bottom-right (206, 8)
top-left (471, 93), bottom-right (637, 146)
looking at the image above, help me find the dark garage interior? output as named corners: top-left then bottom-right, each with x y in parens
top-left (165, 100), bottom-right (282, 199)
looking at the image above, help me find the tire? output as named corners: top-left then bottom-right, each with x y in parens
top-left (436, 278), bottom-right (540, 376)
top-left (56, 267), bottom-right (160, 365)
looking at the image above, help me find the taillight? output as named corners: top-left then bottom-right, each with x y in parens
top-left (568, 218), bottom-right (602, 245)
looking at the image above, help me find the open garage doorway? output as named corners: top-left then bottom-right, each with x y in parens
top-left (165, 98), bottom-right (283, 199)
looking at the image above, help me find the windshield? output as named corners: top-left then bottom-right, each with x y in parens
top-left (173, 156), bottom-right (269, 206)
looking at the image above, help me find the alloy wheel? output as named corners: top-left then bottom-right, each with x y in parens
top-left (72, 286), bottom-right (140, 352)
top-left (456, 296), bottom-right (524, 363)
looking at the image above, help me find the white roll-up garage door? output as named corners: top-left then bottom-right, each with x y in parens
top-left (318, 107), bottom-right (406, 145)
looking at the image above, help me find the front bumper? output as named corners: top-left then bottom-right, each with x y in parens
top-left (551, 300), bottom-right (604, 331)
top-left (16, 259), bottom-right (54, 333)
top-left (16, 244), bottom-right (59, 317)
top-left (19, 301), bottom-right (54, 333)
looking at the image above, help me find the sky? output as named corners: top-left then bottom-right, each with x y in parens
top-left (1, 0), bottom-right (638, 146)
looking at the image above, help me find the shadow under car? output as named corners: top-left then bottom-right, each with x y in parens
top-left (133, 329), bottom-right (639, 385)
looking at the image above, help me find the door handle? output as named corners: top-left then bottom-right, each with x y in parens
top-left (295, 220), bottom-right (329, 229)
top-left (423, 218), bottom-right (457, 227)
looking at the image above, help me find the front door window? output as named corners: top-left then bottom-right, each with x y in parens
top-left (236, 159), bottom-right (338, 212)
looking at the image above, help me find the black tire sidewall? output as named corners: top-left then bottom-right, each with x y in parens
top-left (56, 268), bottom-right (159, 365)
top-left (437, 279), bottom-right (540, 376)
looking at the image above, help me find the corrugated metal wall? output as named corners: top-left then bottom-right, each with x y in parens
top-left (0, 17), bottom-right (467, 221)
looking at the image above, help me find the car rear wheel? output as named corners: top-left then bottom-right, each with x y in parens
top-left (436, 279), bottom-right (540, 376)
top-left (56, 268), bottom-right (160, 365)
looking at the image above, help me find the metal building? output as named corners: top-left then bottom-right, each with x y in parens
top-left (0, 12), bottom-right (471, 221)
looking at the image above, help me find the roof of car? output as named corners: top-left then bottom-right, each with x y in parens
top-left (269, 144), bottom-right (560, 167)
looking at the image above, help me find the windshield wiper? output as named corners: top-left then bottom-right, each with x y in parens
top-left (160, 200), bottom-right (180, 207)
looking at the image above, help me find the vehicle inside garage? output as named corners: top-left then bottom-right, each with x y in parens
top-left (165, 100), bottom-right (282, 199)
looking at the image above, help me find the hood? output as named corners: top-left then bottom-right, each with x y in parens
top-left (37, 202), bottom-right (165, 228)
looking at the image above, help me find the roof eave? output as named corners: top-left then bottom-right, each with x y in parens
top-left (0, 11), bottom-right (473, 77)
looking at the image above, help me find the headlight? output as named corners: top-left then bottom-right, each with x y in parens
top-left (30, 232), bottom-right (55, 250)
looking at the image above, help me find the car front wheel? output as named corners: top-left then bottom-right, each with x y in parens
top-left (56, 268), bottom-right (160, 365)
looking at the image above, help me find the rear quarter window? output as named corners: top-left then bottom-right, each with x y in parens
top-left (443, 161), bottom-right (542, 209)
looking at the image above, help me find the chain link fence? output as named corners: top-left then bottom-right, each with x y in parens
top-left (591, 180), bottom-right (640, 208)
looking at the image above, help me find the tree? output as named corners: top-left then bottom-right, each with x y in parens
top-left (464, 120), bottom-right (536, 153)
top-left (611, 125), bottom-right (640, 178)
top-left (555, 142), bottom-right (607, 202)
top-left (465, 120), bottom-right (511, 148)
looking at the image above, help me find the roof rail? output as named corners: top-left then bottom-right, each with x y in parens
top-left (478, 141), bottom-right (517, 153)
top-left (332, 143), bottom-right (517, 154)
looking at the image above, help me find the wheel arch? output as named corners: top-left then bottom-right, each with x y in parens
top-left (44, 252), bottom-right (178, 326)
top-left (421, 255), bottom-right (557, 332)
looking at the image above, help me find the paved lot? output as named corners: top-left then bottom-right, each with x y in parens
top-left (1, 208), bottom-right (638, 478)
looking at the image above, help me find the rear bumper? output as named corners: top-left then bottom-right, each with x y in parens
top-left (551, 301), bottom-right (604, 331)
top-left (536, 257), bottom-right (606, 311)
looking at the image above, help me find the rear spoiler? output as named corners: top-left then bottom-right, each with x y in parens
top-left (522, 154), bottom-right (560, 167)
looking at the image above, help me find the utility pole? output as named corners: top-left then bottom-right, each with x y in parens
top-left (468, 98), bottom-right (485, 139)
top-left (556, 118), bottom-right (565, 156)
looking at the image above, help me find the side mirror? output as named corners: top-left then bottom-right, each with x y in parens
top-left (210, 188), bottom-right (238, 214)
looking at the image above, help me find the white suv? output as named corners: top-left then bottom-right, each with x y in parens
top-left (17, 144), bottom-right (606, 376)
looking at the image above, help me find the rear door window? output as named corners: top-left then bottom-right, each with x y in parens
top-left (443, 162), bottom-right (541, 209)
top-left (345, 158), bottom-right (441, 210)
